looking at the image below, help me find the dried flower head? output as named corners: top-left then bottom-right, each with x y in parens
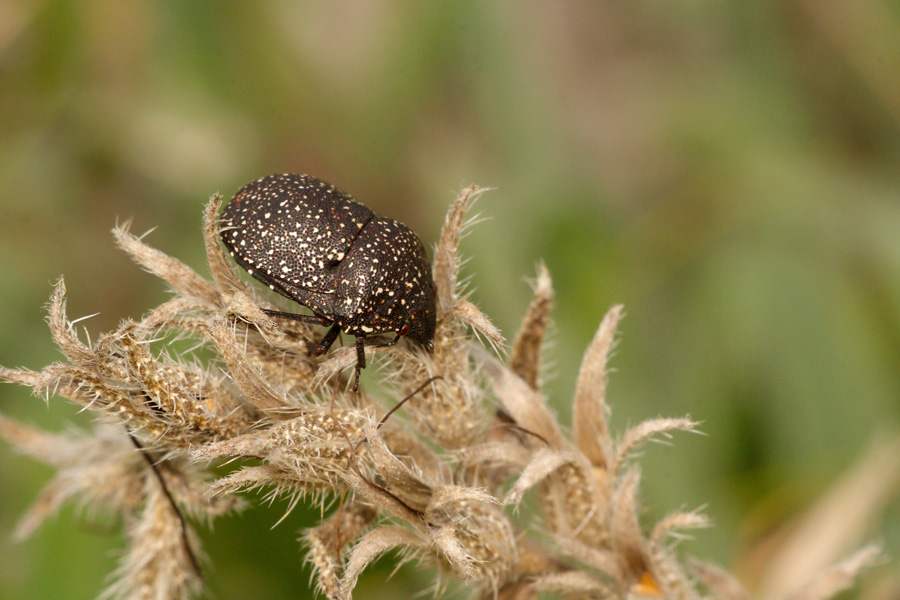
top-left (0, 187), bottom-right (883, 600)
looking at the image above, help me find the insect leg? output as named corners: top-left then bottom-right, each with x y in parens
top-left (353, 336), bottom-right (366, 392)
top-left (263, 309), bottom-right (332, 326)
top-left (374, 333), bottom-right (402, 348)
top-left (373, 335), bottom-right (433, 353)
top-left (314, 324), bottom-right (342, 356)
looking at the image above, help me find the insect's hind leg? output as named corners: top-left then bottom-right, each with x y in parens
top-left (265, 310), bottom-right (340, 363)
top-left (258, 275), bottom-right (332, 326)
top-left (313, 323), bottom-right (342, 358)
top-left (262, 309), bottom-right (332, 326)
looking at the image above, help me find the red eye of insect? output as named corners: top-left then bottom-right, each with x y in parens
top-left (399, 324), bottom-right (410, 336)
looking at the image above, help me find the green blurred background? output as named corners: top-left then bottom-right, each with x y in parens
top-left (1, 2), bottom-right (898, 598)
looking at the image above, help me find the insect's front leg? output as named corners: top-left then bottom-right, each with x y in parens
top-left (353, 335), bottom-right (366, 392)
top-left (374, 333), bottom-right (402, 348)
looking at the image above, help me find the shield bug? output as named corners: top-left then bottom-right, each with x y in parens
top-left (220, 173), bottom-right (436, 391)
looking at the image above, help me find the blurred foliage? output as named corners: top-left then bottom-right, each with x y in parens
top-left (1, 1), bottom-right (898, 599)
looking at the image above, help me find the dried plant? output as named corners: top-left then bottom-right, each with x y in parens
top-left (0, 187), bottom-right (884, 600)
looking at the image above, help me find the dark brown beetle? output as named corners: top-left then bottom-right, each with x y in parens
top-left (220, 173), bottom-right (436, 391)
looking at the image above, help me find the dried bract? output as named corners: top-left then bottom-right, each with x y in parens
top-left (0, 188), bottom-right (885, 600)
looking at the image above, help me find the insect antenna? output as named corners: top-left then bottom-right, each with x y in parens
top-left (127, 431), bottom-right (204, 583)
top-left (377, 375), bottom-right (443, 430)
